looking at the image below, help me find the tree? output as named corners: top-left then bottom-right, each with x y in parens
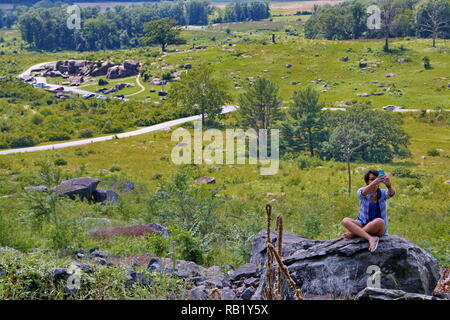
top-left (169, 64), bottom-right (231, 125)
top-left (321, 104), bottom-right (411, 163)
top-left (282, 87), bottom-right (324, 156)
top-left (415, 0), bottom-right (450, 47)
top-left (321, 121), bottom-right (371, 193)
top-left (380, 0), bottom-right (399, 51)
top-left (140, 18), bottom-right (186, 52)
top-left (238, 78), bottom-right (282, 132)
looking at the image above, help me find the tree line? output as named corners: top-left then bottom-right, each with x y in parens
top-left (11, 1), bottom-right (271, 51)
top-left (305, 0), bottom-right (450, 48)
top-left (212, 1), bottom-right (270, 23)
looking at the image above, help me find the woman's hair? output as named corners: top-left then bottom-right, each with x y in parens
top-left (364, 169), bottom-right (379, 184)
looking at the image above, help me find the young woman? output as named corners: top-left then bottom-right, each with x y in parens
top-left (341, 169), bottom-right (395, 252)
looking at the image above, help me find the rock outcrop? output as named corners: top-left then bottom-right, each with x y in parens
top-left (88, 223), bottom-right (168, 239)
top-left (51, 59), bottom-right (140, 80)
top-left (250, 231), bottom-right (441, 299)
top-left (53, 177), bottom-right (100, 201)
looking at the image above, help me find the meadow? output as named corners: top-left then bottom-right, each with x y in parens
top-left (0, 3), bottom-right (449, 299)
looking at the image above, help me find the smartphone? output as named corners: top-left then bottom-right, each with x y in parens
top-left (379, 169), bottom-right (385, 182)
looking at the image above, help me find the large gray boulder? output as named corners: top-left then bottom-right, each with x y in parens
top-left (53, 177), bottom-right (100, 201)
top-left (251, 231), bottom-right (441, 299)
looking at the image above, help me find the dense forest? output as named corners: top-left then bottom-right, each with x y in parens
top-left (305, 0), bottom-right (450, 43)
top-left (0, 1), bottom-right (270, 51)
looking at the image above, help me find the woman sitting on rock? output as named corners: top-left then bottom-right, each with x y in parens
top-left (341, 169), bottom-right (395, 252)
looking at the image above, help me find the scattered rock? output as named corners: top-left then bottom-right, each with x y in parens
top-left (359, 60), bottom-right (367, 68)
top-left (24, 186), bottom-right (48, 192)
top-left (341, 56), bottom-right (349, 62)
top-left (221, 287), bottom-right (237, 300)
top-left (94, 257), bottom-right (107, 265)
top-left (444, 180), bottom-right (450, 184)
top-left (386, 73), bottom-right (395, 78)
top-left (183, 63), bottom-right (192, 69)
top-left (122, 181), bottom-right (135, 192)
top-left (88, 223), bottom-right (169, 239)
top-left (240, 287), bottom-right (255, 300)
top-left (190, 286), bottom-right (209, 300)
top-left (357, 93), bottom-right (371, 97)
top-left (243, 277), bottom-right (259, 287)
top-left (93, 189), bottom-right (119, 205)
top-left (285, 64), bottom-right (292, 68)
top-left (194, 177), bottom-right (216, 184)
top-left (355, 287), bottom-right (439, 300)
top-left (53, 177), bottom-right (100, 201)
top-left (230, 263), bottom-right (259, 281)
top-left (266, 193), bottom-right (286, 197)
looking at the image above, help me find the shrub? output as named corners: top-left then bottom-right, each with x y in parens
top-left (98, 79), bottom-right (109, 86)
top-left (422, 56), bottom-right (431, 69)
top-left (110, 165), bottom-right (121, 172)
top-left (304, 212), bottom-right (322, 239)
top-left (392, 167), bottom-right (419, 179)
top-left (54, 158), bottom-right (67, 166)
top-left (427, 149), bottom-right (440, 157)
top-left (148, 234), bottom-right (170, 257)
top-left (9, 134), bottom-right (37, 148)
top-left (79, 128), bottom-right (94, 138)
top-left (31, 113), bottom-right (44, 125)
top-left (48, 132), bottom-right (70, 141)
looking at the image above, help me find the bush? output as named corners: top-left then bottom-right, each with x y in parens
top-left (54, 158), bottom-right (67, 166)
top-left (148, 234), bottom-right (170, 257)
top-left (79, 128), bottom-right (94, 138)
top-left (9, 134), bottom-right (37, 148)
top-left (422, 56), bottom-right (431, 69)
top-left (427, 149), bottom-right (440, 157)
top-left (98, 79), bottom-right (109, 86)
top-left (297, 154), bottom-right (321, 169)
top-left (304, 212), bottom-right (322, 239)
top-left (48, 132), bottom-right (70, 141)
top-left (31, 113), bottom-right (44, 125)
top-left (392, 167), bottom-right (419, 179)
top-left (110, 165), bottom-right (121, 172)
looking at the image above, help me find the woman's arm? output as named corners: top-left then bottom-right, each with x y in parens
top-left (361, 176), bottom-right (381, 196)
top-left (383, 174), bottom-right (395, 197)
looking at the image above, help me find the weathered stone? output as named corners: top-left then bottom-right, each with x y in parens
top-left (230, 263), bottom-right (259, 282)
top-left (204, 275), bottom-right (225, 288)
top-left (94, 257), bottom-right (107, 265)
top-left (221, 287), bottom-right (237, 300)
top-left (88, 223), bottom-right (168, 239)
top-left (240, 287), bottom-right (255, 300)
top-left (93, 189), bottom-right (119, 205)
top-left (24, 186), bottom-right (48, 192)
top-left (285, 64), bottom-right (292, 68)
top-left (341, 56), bottom-right (349, 62)
top-left (190, 286), bottom-right (209, 300)
top-left (244, 277), bottom-right (259, 287)
top-left (194, 176), bottom-right (216, 184)
top-left (122, 181), bottom-right (135, 192)
top-left (250, 231), bottom-right (315, 267)
top-left (53, 177), bottom-right (100, 201)
top-left (355, 287), bottom-right (439, 300)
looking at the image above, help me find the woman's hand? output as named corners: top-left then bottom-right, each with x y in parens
top-left (383, 174), bottom-right (391, 187)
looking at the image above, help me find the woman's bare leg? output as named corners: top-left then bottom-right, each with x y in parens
top-left (341, 218), bottom-right (385, 252)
